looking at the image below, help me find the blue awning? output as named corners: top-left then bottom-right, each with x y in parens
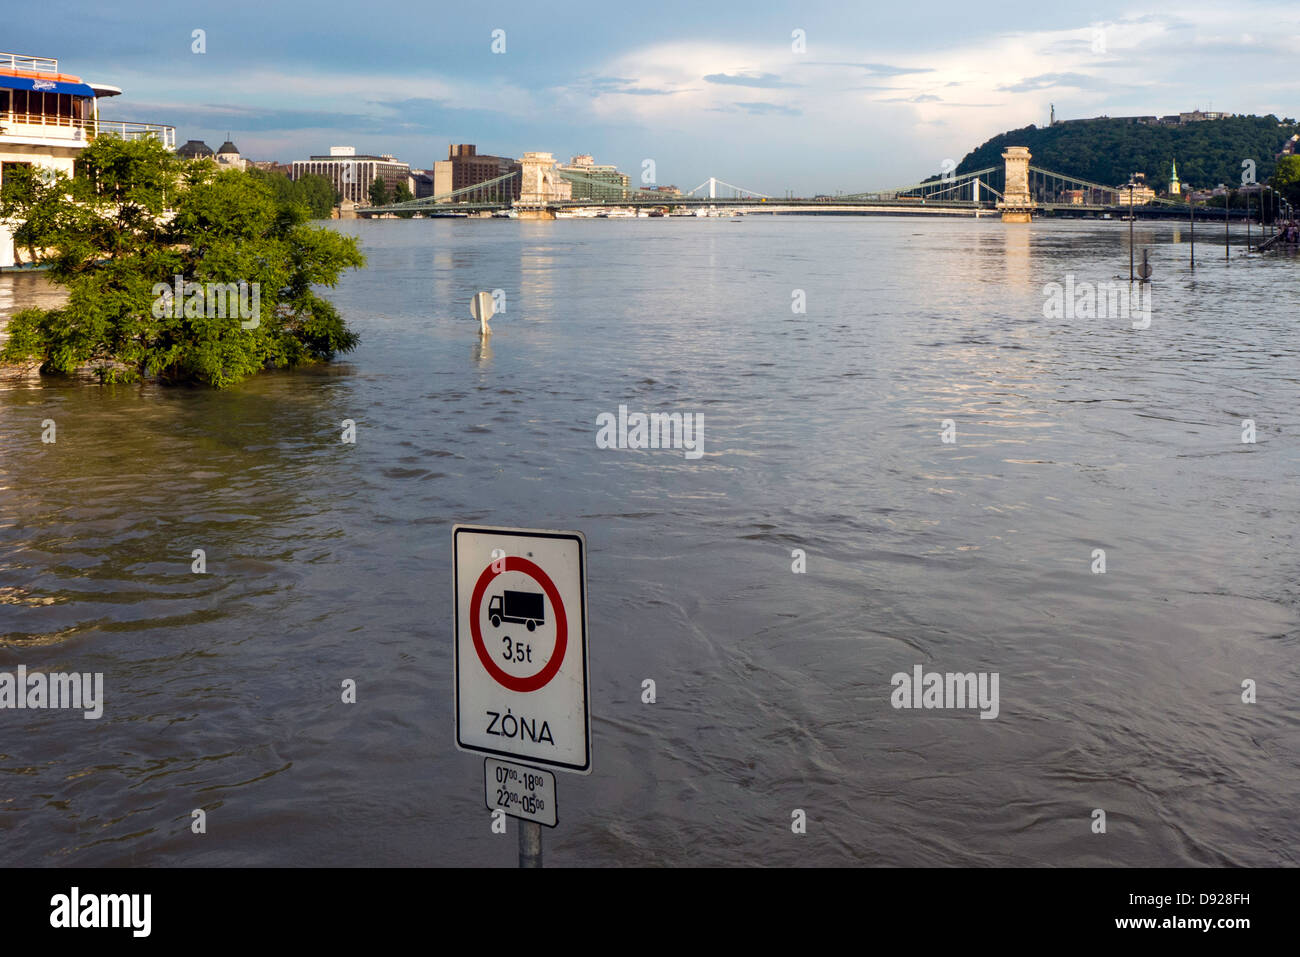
top-left (0, 74), bottom-right (96, 97)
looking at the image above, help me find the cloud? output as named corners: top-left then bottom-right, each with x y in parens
top-left (997, 72), bottom-right (1106, 93)
top-left (703, 72), bottom-right (795, 88)
top-left (126, 101), bottom-right (378, 132)
top-left (803, 61), bottom-right (936, 77)
top-left (576, 76), bottom-right (685, 96)
top-left (711, 101), bottom-right (801, 116)
top-left (78, 2), bottom-right (1300, 194)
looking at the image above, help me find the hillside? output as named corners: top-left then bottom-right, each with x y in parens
top-left (955, 114), bottom-right (1300, 191)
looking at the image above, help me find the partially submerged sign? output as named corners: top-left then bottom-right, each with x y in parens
top-left (453, 525), bottom-right (591, 773)
top-left (470, 291), bottom-right (495, 335)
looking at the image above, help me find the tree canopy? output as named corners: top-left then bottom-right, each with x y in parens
top-left (955, 114), bottom-right (1300, 191)
top-left (0, 136), bottom-right (364, 387)
top-left (247, 167), bottom-right (338, 219)
top-left (1272, 155), bottom-right (1300, 206)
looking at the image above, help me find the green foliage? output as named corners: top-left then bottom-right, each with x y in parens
top-left (0, 136), bottom-right (364, 387)
top-left (246, 167), bottom-right (336, 219)
top-left (957, 114), bottom-right (1300, 191)
top-left (295, 173), bottom-right (339, 218)
top-left (368, 178), bottom-right (389, 206)
top-left (391, 181), bottom-right (415, 218)
top-left (1271, 155), bottom-right (1300, 206)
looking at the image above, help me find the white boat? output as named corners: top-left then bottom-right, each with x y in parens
top-left (0, 51), bottom-right (175, 269)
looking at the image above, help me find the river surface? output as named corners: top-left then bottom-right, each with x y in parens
top-left (1, 217), bottom-right (1297, 866)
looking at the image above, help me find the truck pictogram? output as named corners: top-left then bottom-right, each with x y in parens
top-left (489, 590), bottom-right (545, 632)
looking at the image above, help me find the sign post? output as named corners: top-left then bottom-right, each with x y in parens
top-left (470, 291), bottom-right (495, 336)
top-left (454, 525), bottom-right (590, 867)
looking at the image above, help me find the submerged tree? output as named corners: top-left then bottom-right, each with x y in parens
top-left (0, 135), bottom-right (364, 387)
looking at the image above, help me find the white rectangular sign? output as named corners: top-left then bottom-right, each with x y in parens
top-left (453, 525), bottom-right (591, 773)
top-left (485, 758), bottom-right (558, 828)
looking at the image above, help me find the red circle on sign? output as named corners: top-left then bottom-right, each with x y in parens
top-left (469, 556), bottom-right (568, 693)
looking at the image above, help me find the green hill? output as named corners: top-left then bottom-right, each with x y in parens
top-left (956, 114), bottom-right (1300, 191)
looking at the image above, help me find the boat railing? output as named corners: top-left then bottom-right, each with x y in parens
top-left (94, 119), bottom-right (177, 150)
top-left (0, 112), bottom-right (175, 150)
top-left (0, 53), bottom-right (59, 73)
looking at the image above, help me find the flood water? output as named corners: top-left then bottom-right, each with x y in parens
top-left (1, 217), bottom-right (1297, 866)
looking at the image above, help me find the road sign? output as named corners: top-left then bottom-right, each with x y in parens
top-left (453, 525), bottom-right (590, 773)
top-left (485, 758), bottom-right (557, 828)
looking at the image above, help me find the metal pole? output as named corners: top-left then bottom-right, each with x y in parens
top-left (1129, 185), bottom-right (1135, 281)
top-left (1225, 188), bottom-right (1230, 259)
top-left (519, 820), bottom-right (542, 868)
top-left (1246, 190), bottom-right (1251, 250)
top-left (1189, 195), bottom-right (1195, 269)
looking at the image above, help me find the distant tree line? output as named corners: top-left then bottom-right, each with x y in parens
top-left (954, 114), bottom-right (1300, 193)
top-left (246, 167), bottom-right (337, 219)
top-left (367, 178), bottom-right (414, 216)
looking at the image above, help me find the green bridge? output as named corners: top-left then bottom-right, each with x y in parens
top-left (360, 151), bottom-right (1269, 221)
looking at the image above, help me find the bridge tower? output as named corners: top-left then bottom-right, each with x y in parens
top-left (997, 146), bottom-right (1034, 223)
top-left (516, 151), bottom-right (572, 219)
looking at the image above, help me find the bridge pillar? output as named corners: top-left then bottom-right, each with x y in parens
top-left (997, 146), bottom-right (1034, 223)
top-left (516, 152), bottom-right (572, 215)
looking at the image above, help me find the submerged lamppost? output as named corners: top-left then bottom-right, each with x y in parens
top-left (1222, 184), bottom-right (1229, 260)
top-left (1246, 188), bottom-right (1252, 251)
top-left (1128, 183), bottom-right (1136, 281)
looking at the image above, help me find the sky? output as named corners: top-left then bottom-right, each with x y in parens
top-left (16, 0), bottom-right (1300, 194)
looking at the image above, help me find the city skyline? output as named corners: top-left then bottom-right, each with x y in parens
top-left (14, 0), bottom-right (1300, 195)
